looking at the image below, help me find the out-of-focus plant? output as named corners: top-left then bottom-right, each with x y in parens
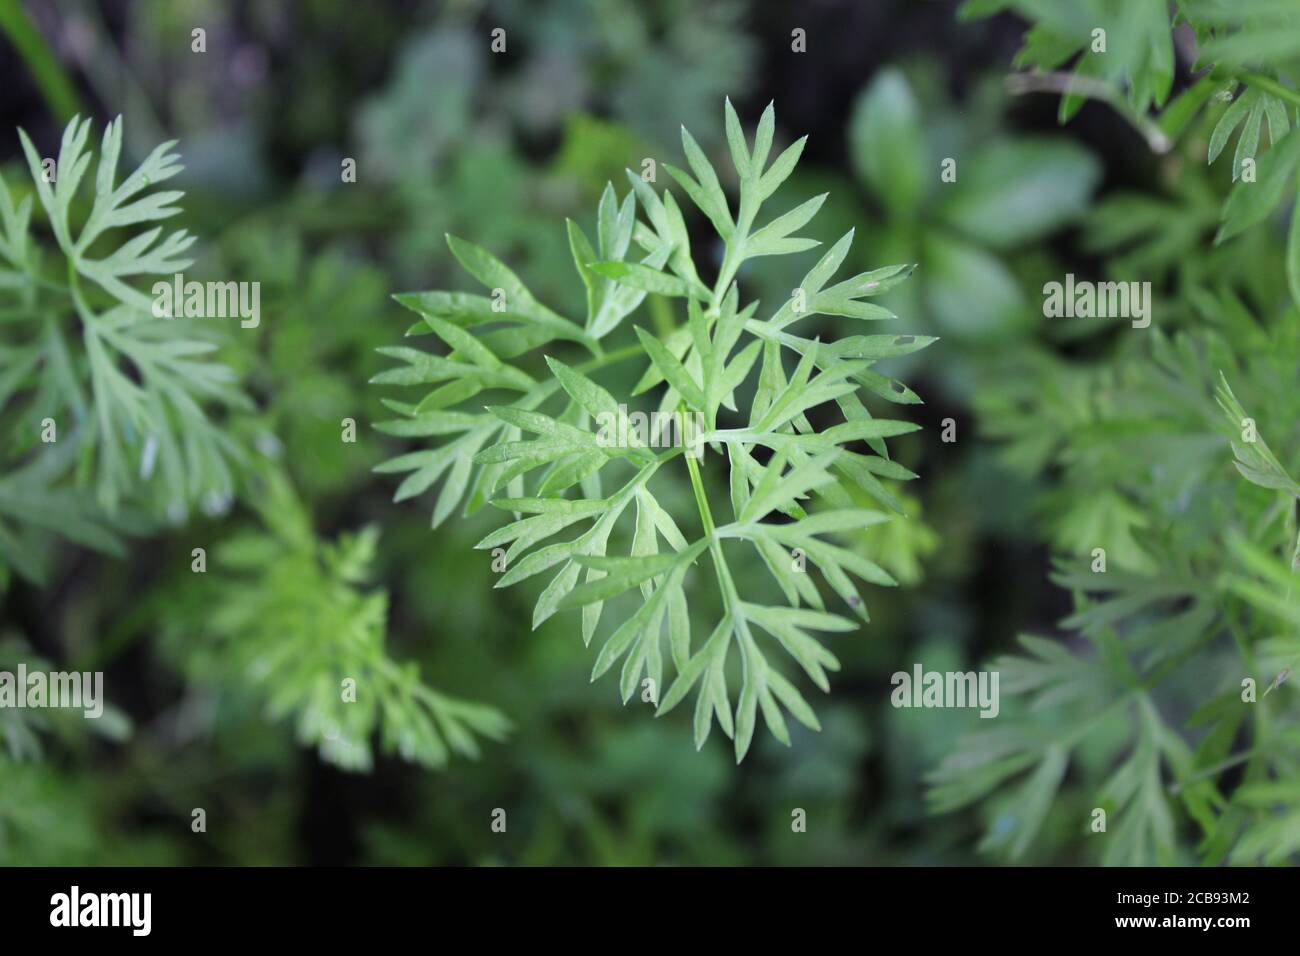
top-left (0, 115), bottom-right (506, 791)
top-left (156, 470), bottom-right (509, 772)
top-left (848, 65), bottom-right (1101, 345)
top-left (0, 115), bottom-right (247, 584)
top-left (929, 0), bottom-right (1300, 865)
top-left (964, 0), bottom-right (1300, 305)
top-left (0, 634), bottom-right (156, 864)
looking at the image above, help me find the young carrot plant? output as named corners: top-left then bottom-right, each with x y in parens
top-left (0, 117), bottom-right (506, 777)
top-left (374, 101), bottom-right (933, 760)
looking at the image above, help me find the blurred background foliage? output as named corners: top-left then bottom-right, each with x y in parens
top-left (1, 0), bottom-right (1297, 865)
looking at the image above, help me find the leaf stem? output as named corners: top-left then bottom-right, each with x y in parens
top-left (1239, 72), bottom-right (1300, 110)
top-left (685, 444), bottom-right (741, 615)
top-left (713, 184), bottom-right (758, 300)
top-left (1167, 747), bottom-right (1259, 795)
top-left (1224, 600), bottom-right (1271, 748)
top-left (1005, 71), bottom-right (1172, 153)
top-left (574, 343), bottom-right (642, 376)
top-left (685, 450), bottom-right (715, 538)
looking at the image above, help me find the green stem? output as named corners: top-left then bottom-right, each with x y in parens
top-left (1004, 71), bottom-right (1172, 152)
top-left (1168, 747), bottom-right (1260, 796)
top-left (685, 445), bottom-right (740, 614)
top-left (1239, 72), bottom-right (1300, 110)
top-left (648, 294), bottom-right (674, 340)
top-left (713, 181), bottom-right (758, 300)
top-left (685, 450), bottom-right (715, 538)
top-left (575, 343), bottom-right (641, 376)
top-left (66, 257), bottom-right (85, 316)
top-left (1225, 601), bottom-right (1271, 748)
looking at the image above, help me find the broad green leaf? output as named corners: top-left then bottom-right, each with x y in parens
top-left (940, 138), bottom-right (1100, 248)
top-left (848, 69), bottom-right (925, 218)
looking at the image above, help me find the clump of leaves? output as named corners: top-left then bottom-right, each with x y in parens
top-left (847, 65), bottom-right (1100, 343)
top-left (967, 0), bottom-right (1300, 303)
top-left (0, 635), bottom-right (138, 863)
top-left (157, 471), bottom-right (510, 772)
top-left (0, 116), bottom-right (249, 585)
top-left (931, 309), bottom-right (1300, 863)
top-left (0, 636), bottom-right (129, 762)
top-left (927, 1), bottom-right (1300, 865)
top-left (374, 101), bottom-right (933, 760)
